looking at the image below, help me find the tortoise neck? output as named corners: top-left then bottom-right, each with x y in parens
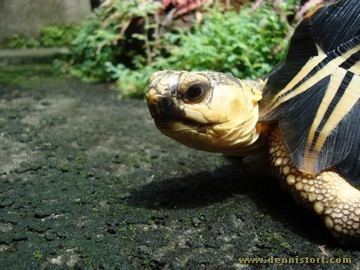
top-left (219, 122), bottom-right (271, 156)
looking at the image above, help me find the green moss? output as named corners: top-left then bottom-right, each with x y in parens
top-left (0, 65), bottom-right (61, 87)
top-left (1, 24), bottom-right (80, 49)
top-left (33, 250), bottom-right (43, 261)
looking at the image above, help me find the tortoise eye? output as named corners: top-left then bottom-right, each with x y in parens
top-left (184, 83), bottom-right (207, 102)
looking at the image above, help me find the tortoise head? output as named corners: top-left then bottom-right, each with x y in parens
top-left (146, 70), bottom-right (265, 155)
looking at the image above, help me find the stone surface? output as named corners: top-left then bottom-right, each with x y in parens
top-left (0, 64), bottom-right (359, 269)
top-left (0, 0), bottom-right (91, 40)
top-left (0, 48), bottom-right (69, 65)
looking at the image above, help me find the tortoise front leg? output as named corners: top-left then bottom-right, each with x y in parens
top-left (269, 128), bottom-right (360, 244)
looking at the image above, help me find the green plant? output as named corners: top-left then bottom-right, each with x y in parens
top-left (66, 0), bottom-right (162, 82)
top-left (62, 0), bottom-right (294, 97)
top-left (164, 4), bottom-right (290, 79)
top-left (1, 24), bottom-right (80, 49)
top-left (66, 12), bottom-right (120, 81)
top-left (2, 34), bottom-right (40, 49)
top-left (108, 2), bottom-right (291, 97)
top-left (106, 63), bottom-right (158, 97)
top-left (40, 24), bottom-right (80, 47)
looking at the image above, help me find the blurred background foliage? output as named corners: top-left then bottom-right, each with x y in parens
top-left (1, 24), bottom-right (80, 49)
top-left (3, 0), bottom-right (324, 97)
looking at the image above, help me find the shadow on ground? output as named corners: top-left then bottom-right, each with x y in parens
top-left (128, 164), bottom-right (333, 241)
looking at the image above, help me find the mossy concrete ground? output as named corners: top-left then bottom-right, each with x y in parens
top-left (0, 64), bottom-right (359, 269)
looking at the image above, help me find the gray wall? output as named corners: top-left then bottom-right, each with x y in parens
top-left (0, 0), bottom-right (92, 41)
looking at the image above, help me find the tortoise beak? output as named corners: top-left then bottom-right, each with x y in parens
top-left (146, 87), bottom-right (161, 106)
top-left (146, 89), bottom-right (173, 120)
top-left (146, 82), bottom-right (186, 130)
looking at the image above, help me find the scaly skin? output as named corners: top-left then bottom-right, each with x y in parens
top-left (269, 127), bottom-right (360, 243)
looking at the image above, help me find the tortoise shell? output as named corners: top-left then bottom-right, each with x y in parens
top-left (259, 0), bottom-right (360, 186)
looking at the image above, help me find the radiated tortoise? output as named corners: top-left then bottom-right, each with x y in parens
top-left (146, 0), bottom-right (360, 244)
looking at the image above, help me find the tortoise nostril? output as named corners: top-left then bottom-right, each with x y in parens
top-left (146, 89), bottom-right (161, 105)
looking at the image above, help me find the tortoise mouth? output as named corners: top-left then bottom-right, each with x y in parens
top-left (153, 113), bottom-right (201, 131)
top-left (147, 100), bottom-right (182, 127)
top-left (147, 92), bottom-right (202, 130)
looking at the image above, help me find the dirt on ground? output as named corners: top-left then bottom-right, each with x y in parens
top-left (0, 64), bottom-right (359, 269)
